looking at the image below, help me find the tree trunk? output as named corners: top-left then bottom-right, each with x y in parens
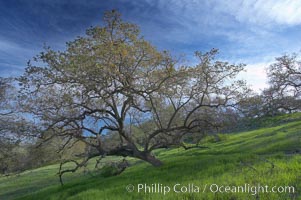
top-left (139, 152), bottom-right (163, 167)
top-left (106, 146), bottom-right (163, 167)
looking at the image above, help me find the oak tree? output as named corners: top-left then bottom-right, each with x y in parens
top-left (18, 11), bottom-right (248, 170)
top-left (266, 54), bottom-right (301, 113)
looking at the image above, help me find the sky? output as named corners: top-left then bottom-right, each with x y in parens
top-left (1, 0), bottom-right (301, 92)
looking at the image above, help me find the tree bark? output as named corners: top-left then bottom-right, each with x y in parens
top-left (139, 152), bottom-right (163, 167)
top-left (105, 146), bottom-right (163, 167)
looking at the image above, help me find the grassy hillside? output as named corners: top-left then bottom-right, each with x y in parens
top-left (1, 113), bottom-right (301, 200)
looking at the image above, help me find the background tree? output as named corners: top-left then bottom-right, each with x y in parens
top-left (0, 78), bottom-right (19, 174)
top-left (266, 53), bottom-right (301, 113)
top-left (0, 78), bottom-right (31, 173)
top-left (268, 53), bottom-right (301, 92)
top-left (239, 54), bottom-right (301, 121)
top-left (18, 11), bottom-right (249, 169)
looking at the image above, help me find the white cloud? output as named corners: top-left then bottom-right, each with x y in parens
top-left (0, 39), bottom-right (37, 76)
top-left (135, 0), bottom-right (301, 52)
top-left (215, 0), bottom-right (301, 26)
top-left (0, 39), bottom-right (36, 61)
top-left (239, 62), bottom-right (271, 92)
top-left (0, 40), bottom-right (22, 51)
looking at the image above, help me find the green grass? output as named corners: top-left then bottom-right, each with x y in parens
top-left (240, 112), bottom-right (301, 131)
top-left (1, 114), bottom-right (301, 200)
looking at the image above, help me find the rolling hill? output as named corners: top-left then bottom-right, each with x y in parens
top-left (1, 113), bottom-right (301, 200)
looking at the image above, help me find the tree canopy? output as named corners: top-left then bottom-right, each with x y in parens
top-left (264, 54), bottom-right (301, 115)
top-left (18, 10), bottom-right (249, 169)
